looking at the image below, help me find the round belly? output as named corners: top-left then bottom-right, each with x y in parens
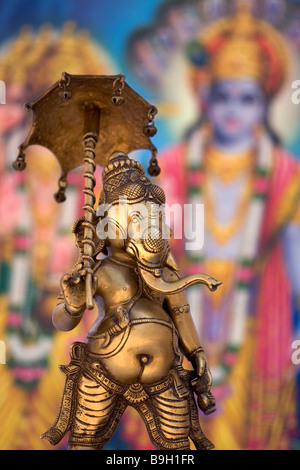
top-left (100, 322), bottom-right (176, 384)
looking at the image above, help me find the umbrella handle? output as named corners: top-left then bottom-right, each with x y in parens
top-left (85, 272), bottom-right (94, 310)
top-left (82, 104), bottom-right (101, 310)
top-left (82, 138), bottom-right (97, 310)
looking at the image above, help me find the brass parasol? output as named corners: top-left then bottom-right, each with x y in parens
top-left (13, 72), bottom-right (160, 310)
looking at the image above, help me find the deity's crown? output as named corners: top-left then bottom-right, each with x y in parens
top-left (100, 151), bottom-right (166, 207)
top-left (189, 2), bottom-right (289, 96)
top-left (0, 22), bottom-right (111, 94)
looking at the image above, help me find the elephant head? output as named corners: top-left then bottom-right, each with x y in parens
top-left (97, 151), bottom-right (222, 296)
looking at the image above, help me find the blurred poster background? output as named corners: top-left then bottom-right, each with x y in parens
top-left (0, 0), bottom-right (300, 450)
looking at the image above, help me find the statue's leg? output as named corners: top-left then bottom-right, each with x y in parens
top-left (68, 371), bottom-right (126, 450)
top-left (68, 444), bottom-right (99, 450)
top-left (136, 378), bottom-right (191, 450)
top-left (187, 387), bottom-right (215, 450)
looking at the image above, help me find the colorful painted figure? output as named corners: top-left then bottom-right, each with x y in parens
top-left (159, 5), bottom-right (300, 450)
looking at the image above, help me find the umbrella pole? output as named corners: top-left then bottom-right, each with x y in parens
top-left (82, 103), bottom-right (101, 310)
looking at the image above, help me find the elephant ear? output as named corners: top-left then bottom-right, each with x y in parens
top-left (165, 250), bottom-right (179, 272)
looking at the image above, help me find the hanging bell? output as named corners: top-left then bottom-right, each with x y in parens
top-left (12, 146), bottom-right (27, 171)
top-left (148, 156), bottom-right (161, 177)
top-left (148, 145), bottom-right (161, 177)
top-left (112, 75), bottom-right (125, 106)
top-left (144, 105), bottom-right (158, 139)
top-left (148, 164), bottom-right (161, 177)
top-left (54, 174), bottom-right (67, 203)
top-left (144, 125), bottom-right (157, 138)
top-left (58, 72), bottom-right (71, 101)
top-left (54, 189), bottom-right (67, 203)
top-left (111, 94), bottom-right (125, 106)
top-left (59, 89), bottom-right (71, 101)
top-left (12, 159), bottom-right (26, 171)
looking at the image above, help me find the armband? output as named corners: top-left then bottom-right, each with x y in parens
top-left (170, 304), bottom-right (191, 316)
top-left (187, 347), bottom-right (205, 361)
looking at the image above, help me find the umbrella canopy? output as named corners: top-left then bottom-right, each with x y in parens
top-left (13, 73), bottom-right (160, 310)
top-left (16, 72), bottom-right (158, 176)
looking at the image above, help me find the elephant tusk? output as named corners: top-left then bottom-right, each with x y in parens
top-left (139, 267), bottom-right (222, 295)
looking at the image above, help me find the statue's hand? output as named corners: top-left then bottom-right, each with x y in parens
top-left (193, 351), bottom-right (213, 391)
top-left (190, 351), bottom-right (216, 415)
top-left (61, 270), bottom-right (97, 315)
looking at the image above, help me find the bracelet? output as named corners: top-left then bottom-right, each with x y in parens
top-left (63, 303), bottom-right (85, 319)
top-left (188, 347), bottom-right (205, 360)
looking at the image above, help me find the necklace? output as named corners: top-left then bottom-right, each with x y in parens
top-left (185, 127), bottom-right (274, 386)
top-left (109, 255), bottom-right (138, 271)
top-left (204, 172), bottom-right (254, 245)
top-left (204, 145), bottom-right (255, 184)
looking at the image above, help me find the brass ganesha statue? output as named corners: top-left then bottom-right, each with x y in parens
top-left (41, 151), bottom-right (221, 450)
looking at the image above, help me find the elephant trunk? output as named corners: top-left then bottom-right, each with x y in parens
top-left (139, 267), bottom-right (222, 295)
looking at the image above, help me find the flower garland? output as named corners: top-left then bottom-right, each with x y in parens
top-left (5, 169), bottom-right (82, 390)
top-left (185, 127), bottom-right (274, 388)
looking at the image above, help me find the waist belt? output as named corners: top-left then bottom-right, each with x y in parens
top-left (84, 349), bottom-right (187, 403)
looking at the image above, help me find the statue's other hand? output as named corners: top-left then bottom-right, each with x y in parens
top-left (192, 351), bottom-right (213, 393)
top-left (191, 352), bottom-right (216, 415)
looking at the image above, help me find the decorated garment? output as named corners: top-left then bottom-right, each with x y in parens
top-left (157, 129), bottom-right (300, 450)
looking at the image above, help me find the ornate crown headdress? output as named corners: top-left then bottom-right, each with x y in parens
top-left (0, 22), bottom-right (112, 95)
top-left (188, 2), bottom-right (290, 97)
top-left (100, 151), bottom-right (166, 207)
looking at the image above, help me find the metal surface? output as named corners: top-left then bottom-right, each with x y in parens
top-left (15, 73), bottom-right (158, 310)
top-left (12, 74), bottom-right (220, 450)
top-left (41, 153), bottom-right (221, 450)
top-left (21, 73), bottom-right (157, 175)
